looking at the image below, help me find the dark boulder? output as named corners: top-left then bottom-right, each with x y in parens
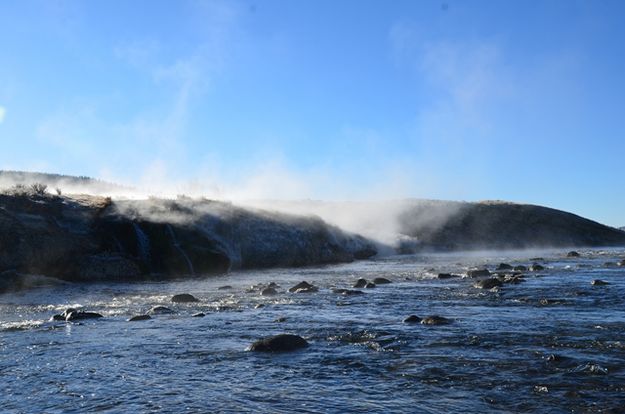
top-left (529, 263), bottom-right (545, 272)
top-left (373, 277), bottom-right (392, 285)
top-left (437, 273), bottom-right (456, 279)
top-left (192, 312), bottom-right (206, 317)
top-left (261, 286), bottom-right (278, 296)
top-left (420, 315), bottom-right (451, 325)
top-left (618, 260), bottom-right (625, 267)
top-left (171, 293), bottom-right (199, 303)
top-left (496, 263), bottom-right (513, 270)
top-left (403, 315), bottom-right (421, 323)
top-left (50, 314), bottom-right (65, 321)
top-left (65, 310), bottom-right (103, 321)
top-left (473, 278), bottom-right (503, 289)
top-left (128, 314), bottom-right (151, 322)
top-left (288, 281), bottom-right (318, 293)
top-left (149, 305), bottom-right (174, 315)
top-left (365, 282), bottom-right (376, 288)
top-left (467, 269), bottom-right (491, 278)
top-left (591, 279), bottom-right (609, 286)
top-left (513, 265), bottom-right (528, 272)
top-left (248, 334), bottom-right (309, 352)
top-left (353, 278), bottom-right (368, 288)
top-left (217, 285), bottom-right (233, 290)
top-left (567, 251), bottom-right (580, 257)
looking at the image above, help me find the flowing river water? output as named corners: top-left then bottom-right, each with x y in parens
top-left (1, 248), bottom-right (624, 413)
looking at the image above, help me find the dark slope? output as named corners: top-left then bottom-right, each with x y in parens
top-left (398, 200), bottom-right (625, 251)
top-left (0, 193), bottom-right (376, 289)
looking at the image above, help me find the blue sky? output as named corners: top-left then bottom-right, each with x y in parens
top-left (0, 0), bottom-right (624, 225)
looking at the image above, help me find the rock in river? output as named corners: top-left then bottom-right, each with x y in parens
top-left (149, 305), bottom-right (174, 315)
top-left (332, 288), bottom-right (365, 296)
top-left (171, 293), bottom-right (199, 303)
top-left (437, 273), bottom-right (456, 279)
top-left (249, 334), bottom-right (309, 352)
top-left (403, 315), bottom-right (421, 323)
top-left (567, 251), bottom-right (581, 257)
top-left (591, 279), bottom-right (609, 286)
top-left (474, 278), bottom-right (503, 289)
top-left (529, 263), bottom-right (545, 272)
top-left (288, 281), bottom-right (318, 293)
top-left (128, 314), bottom-right (151, 322)
top-left (373, 277), bottom-right (392, 285)
top-left (261, 286), bottom-right (278, 296)
top-left (65, 310), bottom-right (103, 321)
top-left (353, 278), bottom-right (368, 288)
top-left (496, 263), bottom-right (513, 270)
top-left (467, 269), bottom-right (491, 278)
top-left (420, 315), bottom-right (451, 325)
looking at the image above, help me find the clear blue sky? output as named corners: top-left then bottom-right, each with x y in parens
top-left (0, 0), bottom-right (624, 225)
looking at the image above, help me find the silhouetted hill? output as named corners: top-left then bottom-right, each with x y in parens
top-left (398, 200), bottom-right (625, 251)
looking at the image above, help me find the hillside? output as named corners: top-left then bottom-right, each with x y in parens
top-left (398, 200), bottom-right (625, 251)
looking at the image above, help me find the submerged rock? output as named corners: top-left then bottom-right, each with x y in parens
top-left (288, 281), bottom-right (318, 293)
top-left (149, 305), bottom-right (174, 315)
top-left (473, 278), bottom-right (503, 289)
top-left (437, 273), bottom-right (456, 279)
top-left (529, 263), bottom-right (545, 272)
top-left (467, 269), bottom-right (491, 278)
top-left (248, 334), bottom-right (309, 352)
top-left (217, 285), bottom-right (233, 290)
top-left (373, 277), bottom-right (392, 285)
top-left (128, 314), bottom-right (151, 322)
top-left (332, 288), bottom-right (365, 296)
top-left (403, 315), bottom-right (421, 323)
top-left (353, 278), bottom-right (368, 288)
top-left (420, 315), bottom-right (451, 325)
top-left (513, 265), bottom-right (528, 272)
top-left (365, 282), bottom-right (376, 289)
top-left (496, 263), bottom-right (513, 270)
top-left (192, 312), bottom-right (206, 318)
top-left (591, 279), bottom-right (609, 286)
top-left (171, 293), bottom-right (199, 303)
top-left (567, 251), bottom-right (580, 257)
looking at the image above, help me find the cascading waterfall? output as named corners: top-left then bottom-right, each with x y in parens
top-left (165, 224), bottom-right (195, 276)
top-left (132, 223), bottom-right (150, 263)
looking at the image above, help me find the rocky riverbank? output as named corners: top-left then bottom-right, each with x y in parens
top-left (0, 192), bottom-right (376, 290)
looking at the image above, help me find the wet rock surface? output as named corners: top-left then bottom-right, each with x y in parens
top-left (0, 191), bottom-right (377, 287)
top-left (473, 278), bottom-right (503, 289)
top-left (128, 314), bottom-right (151, 322)
top-left (249, 334), bottom-right (309, 352)
top-left (420, 315), bottom-right (451, 325)
top-left (171, 293), bottom-right (199, 303)
top-left (288, 281), bottom-right (318, 293)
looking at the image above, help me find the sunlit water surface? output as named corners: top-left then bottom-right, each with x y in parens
top-left (2, 248), bottom-right (625, 413)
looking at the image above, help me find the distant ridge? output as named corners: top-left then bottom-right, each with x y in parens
top-left (0, 170), bottom-right (132, 195)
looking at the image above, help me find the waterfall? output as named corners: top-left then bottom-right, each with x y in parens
top-left (165, 224), bottom-right (195, 276)
top-left (132, 223), bottom-right (150, 262)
